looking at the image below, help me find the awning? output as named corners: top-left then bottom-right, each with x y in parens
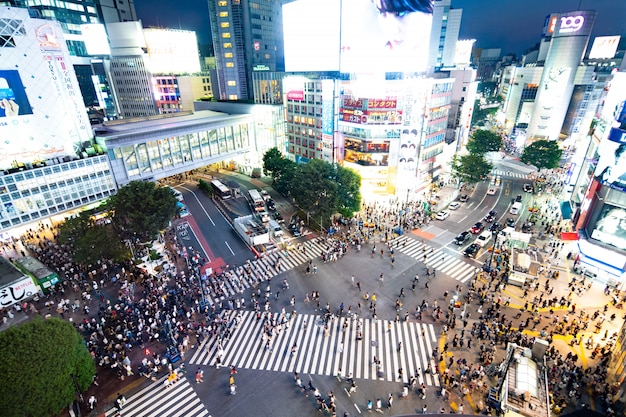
top-left (560, 201), bottom-right (573, 220)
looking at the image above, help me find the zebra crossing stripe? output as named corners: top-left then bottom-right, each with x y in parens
top-left (104, 377), bottom-right (209, 417)
top-left (187, 311), bottom-right (439, 386)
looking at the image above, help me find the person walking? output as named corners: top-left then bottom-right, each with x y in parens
top-left (88, 395), bottom-right (97, 410)
top-left (375, 399), bottom-right (384, 413)
top-left (195, 368), bottom-right (204, 383)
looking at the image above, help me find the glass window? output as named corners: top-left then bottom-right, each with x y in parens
top-left (222, 32), bottom-right (231, 39)
top-left (220, 22), bottom-right (230, 28)
top-left (223, 42), bottom-right (232, 48)
top-left (224, 52), bottom-right (233, 58)
top-left (226, 62), bottom-right (234, 68)
top-left (227, 80), bottom-right (236, 86)
top-left (219, 11), bottom-right (229, 17)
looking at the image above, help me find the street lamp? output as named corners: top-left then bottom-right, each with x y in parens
top-left (484, 229), bottom-right (501, 275)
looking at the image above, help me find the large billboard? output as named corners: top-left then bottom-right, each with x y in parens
top-left (590, 204), bottom-right (626, 251)
top-left (0, 7), bottom-right (91, 170)
top-left (593, 140), bottom-right (626, 191)
top-left (340, 0), bottom-right (433, 73)
top-left (282, 0), bottom-right (341, 72)
top-left (588, 36), bottom-right (621, 60)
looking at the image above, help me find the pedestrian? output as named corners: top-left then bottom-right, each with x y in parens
top-left (422, 405), bottom-right (428, 414)
top-left (115, 393), bottom-right (126, 410)
top-left (357, 281), bottom-right (362, 292)
top-left (376, 398), bottom-right (384, 413)
top-left (367, 400), bottom-right (373, 412)
top-left (399, 288), bottom-right (405, 297)
top-left (388, 393), bottom-right (393, 408)
top-left (88, 395), bottom-right (97, 410)
top-left (425, 282), bottom-right (429, 290)
top-left (195, 368), bottom-right (204, 383)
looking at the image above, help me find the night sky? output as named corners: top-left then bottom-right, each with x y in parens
top-left (134, 0), bottom-right (626, 56)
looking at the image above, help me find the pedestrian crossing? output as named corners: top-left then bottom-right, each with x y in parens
top-left (491, 169), bottom-right (531, 179)
top-left (104, 375), bottom-right (211, 417)
top-left (204, 238), bottom-right (335, 304)
top-left (189, 310), bottom-right (440, 387)
top-left (390, 235), bottom-right (480, 284)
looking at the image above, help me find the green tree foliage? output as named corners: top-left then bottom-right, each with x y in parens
top-left (335, 165), bottom-right (362, 218)
top-left (520, 140), bottom-right (563, 171)
top-left (291, 159), bottom-right (338, 221)
top-left (466, 129), bottom-right (503, 155)
top-left (57, 212), bottom-right (130, 265)
top-left (108, 181), bottom-right (178, 240)
top-left (451, 154), bottom-right (493, 184)
top-left (274, 158), bottom-right (296, 197)
top-left (198, 179), bottom-right (214, 196)
top-left (0, 317), bottom-right (95, 417)
top-left (262, 147), bottom-right (289, 183)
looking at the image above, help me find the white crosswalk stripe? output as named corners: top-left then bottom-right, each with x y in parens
top-left (390, 236), bottom-right (480, 283)
top-left (491, 169), bottom-right (531, 179)
top-left (104, 375), bottom-right (210, 417)
top-left (188, 311), bottom-right (440, 386)
top-left (204, 238), bottom-right (333, 304)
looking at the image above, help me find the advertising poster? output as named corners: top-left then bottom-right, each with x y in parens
top-left (594, 139), bottom-right (626, 192)
top-left (340, 0), bottom-right (433, 73)
top-left (0, 8), bottom-right (91, 169)
top-left (590, 204), bottom-right (626, 251)
top-left (0, 276), bottom-right (39, 307)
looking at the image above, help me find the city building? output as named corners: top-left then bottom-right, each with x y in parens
top-left (0, 0), bottom-right (137, 119)
top-left (0, 7), bottom-right (117, 230)
top-left (428, 0), bottom-right (463, 70)
top-left (208, 0), bottom-right (284, 101)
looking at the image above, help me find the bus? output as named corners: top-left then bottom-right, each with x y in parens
top-left (167, 186), bottom-right (184, 202)
top-left (249, 189), bottom-right (265, 212)
top-left (211, 179), bottom-right (232, 199)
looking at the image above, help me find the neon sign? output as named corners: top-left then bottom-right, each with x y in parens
top-left (559, 15), bottom-right (584, 33)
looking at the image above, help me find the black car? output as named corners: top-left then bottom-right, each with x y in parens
top-left (506, 217), bottom-right (516, 227)
top-left (488, 222), bottom-right (503, 232)
top-left (266, 200), bottom-right (276, 211)
top-left (484, 213), bottom-right (495, 223)
top-left (523, 183), bottom-right (533, 193)
top-left (454, 231), bottom-right (471, 245)
top-left (515, 194), bottom-right (523, 203)
top-left (463, 243), bottom-right (480, 258)
top-left (273, 212), bottom-right (284, 223)
top-left (288, 223), bottom-right (301, 237)
top-left (458, 194), bottom-right (469, 202)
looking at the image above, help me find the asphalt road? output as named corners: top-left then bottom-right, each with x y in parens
top-left (157, 161), bottom-right (540, 417)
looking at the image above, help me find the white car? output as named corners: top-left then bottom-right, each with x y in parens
top-left (448, 202), bottom-right (461, 210)
top-left (435, 210), bottom-right (450, 220)
top-left (487, 188), bottom-right (497, 195)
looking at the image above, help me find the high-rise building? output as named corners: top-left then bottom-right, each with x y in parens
top-left (0, 7), bottom-right (117, 230)
top-left (527, 10), bottom-right (596, 141)
top-left (429, 0), bottom-right (462, 70)
top-left (0, 0), bottom-right (137, 118)
top-left (208, 0), bottom-right (284, 101)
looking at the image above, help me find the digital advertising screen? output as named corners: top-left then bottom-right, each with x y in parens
top-left (594, 139), bottom-right (626, 192)
top-left (282, 0), bottom-right (341, 72)
top-left (340, 0), bottom-right (433, 73)
top-left (590, 203), bottom-right (626, 251)
top-left (0, 8), bottom-right (91, 170)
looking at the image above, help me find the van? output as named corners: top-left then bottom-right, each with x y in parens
top-left (476, 230), bottom-right (492, 248)
top-left (510, 201), bottom-right (522, 215)
top-left (268, 219), bottom-right (283, 237)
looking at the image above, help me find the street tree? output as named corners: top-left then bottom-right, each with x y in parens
top-left (289, 159), bottom-right (362, 223)
top-left (57, 212), bottom-right (129, 265)
top-left (0, 317), bottom-right (95, 417)
top-left (108, 180), bottom-right (179, 240)
top-left (451, 153), bottom-right (493, 184)
top-left (466, 129), bottom-right (503, 154)
top-left (520, 140), bottom-right (563, 171)
top-left (263, 147), bottom-right (289, 183)
top-left (335, 165), bottom-right (362, 218)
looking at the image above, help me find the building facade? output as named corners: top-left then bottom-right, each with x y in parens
top-left (208, 0), bottom-right (284, 101)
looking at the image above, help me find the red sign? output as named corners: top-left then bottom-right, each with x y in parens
top-left (367, 99), bottom-right (397, 109)
top-left (287, 91), bottom-right (304, 101)
top-left (561, 231), bottom-right (579, 241)
top-left (343, 98), bottom-right (364, 109)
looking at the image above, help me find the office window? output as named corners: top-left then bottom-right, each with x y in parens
top-left (227, 80), bottom-right (236, 86)
top-left (221, 22), bottom-right (230, 28)
top-left (222, 32), bottom-right (231, 39)
top-left (219, 11), bottom-right (229, 17)
top-left (223, 42), bottom-right (232, 48)
top-left (218, 1), bottom-right (227, 5)
top-left (224, 52), bottom-right (233, 58)
top-left (228, 94), bottom-right (238, 100)
top-left (226, 62), bottom-right (234, 67)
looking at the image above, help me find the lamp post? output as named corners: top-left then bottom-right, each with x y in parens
top-left (484, 229), bottom-right (501, 274)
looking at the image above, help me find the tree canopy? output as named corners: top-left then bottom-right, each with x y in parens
top-left (262, 149), bottom-right (362, 220)
top-left (520, 140), bottom-right (563, 171)
top-left (0, 317), bottom-right (95, 417)
top-left (466, 129), bottom-right (503, 155)
top-left (108, 181), bottom-right (179, 240)
top-left (451, 154), bottom-right (494, 184)
top-left (57, 212), bottom-right (129, 265)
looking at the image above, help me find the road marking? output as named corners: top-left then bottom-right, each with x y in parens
top-left (224, 240), bottom-right (235, 255)
top-left (179, 186), bottom-right (215, 226)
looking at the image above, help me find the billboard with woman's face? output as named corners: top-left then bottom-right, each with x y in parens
top-left (590, 204), bottom-right (626, 251)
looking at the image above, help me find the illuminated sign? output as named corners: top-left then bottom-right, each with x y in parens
top-left (559, 15), bottom-right (584, 33)
top-left (286, 90), bottom-right (304, 101)
top-left (254, 41), bottom-right (260, 51)
top-left (80, 24), bottom-right (111, 55)
top-left (367, 99), bottom-right (397, 109)
top-left (547, 16), bottom-right (558, 33)
top-left (589, 36), bottom-right (621, 59)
